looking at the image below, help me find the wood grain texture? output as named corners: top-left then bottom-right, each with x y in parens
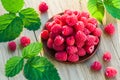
top-left (0, 0), bottom-right (120, 80)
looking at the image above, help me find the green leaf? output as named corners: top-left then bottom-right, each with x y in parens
top-left (19, 8), bottom-right (41, 31)
top-left (22, 42), bottom-right (43, 59)
top-left (1, 0), bottom-right (24, 13)
top-left (87, 0), bottom-right (104, 23)
top-left (5, 56), bottom-right (24, 77)
top-left (0, 14), bottom-right (23, 42)
top-left (104, 0), bottom-right (120, 19)
top-left (24, 56), bottom-right (60, 80)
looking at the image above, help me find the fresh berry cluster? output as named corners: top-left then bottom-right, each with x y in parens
top-left (41, 10), bottom-right (102, 62)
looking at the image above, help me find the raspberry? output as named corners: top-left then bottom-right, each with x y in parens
top-left (66, 15), bottom-right (78, 26)
top-left (94, 36), bottom-right (99, 45)
top-left (20, 36), bottom-right (31, 47)
top-left (91, 61), bottom-right (102, 71)
top-left (86, 23), bottom-right (96, 32)
top-left (64, 10), bottom-right (73, 15)
top-left (74, 21), bottom-right (85, 31)
top-left (77, 48), bottom-right (86, 56)
top-left (53, 43), bottom-right (65, 51)
top-left (54, 19), bottom-right (63, 26)
top-left (81, 12), bottom-right (90, 18)
top-left (49, 32), bottom-right (58, 39)
top-left (84, 45), bottom-right (95, 54)
top-left (8, 41), bottom-right (16, 51)
top-left (105, 67), bottom-right (117, 78)
top-left (51, 24), bottom-right (62, 34)
top-left (75, 31), bottom-right (87, 42)
top-left (53, 15), bottom-right (61, 20)
top-left (55, 51), bottom-right (67, 61)
top-left (66, 36), bottom-right (75, 46)
top-left (86, 35), bottom-right (96, 46)
top-left (73, 11), bottom-right (81, 19)
top-left (62, 25), bottom-right (73, 36)
top-left (61, 14), bottom-right (67, 23)
top-left (76, 41), bottom-right (85, 48)
top-left (68, 54), bottom-right (79, 62)
top-left (41, 30), bottom-right (49, 40)
top-left (83, 28), bottom-right (91, 35)
top-left (66, 46), bottom-right (78, 55)
top-left (104, 23), bottom-right (115, 35)
top-left (45, 22), bottom-right (55, 31)
top-left (80, 17), bottom-right (88, 26)
top-left (39, 2), bottom-right (48, 13)
top-left (93, 28), bottom-right (102, 37)
top-left (54, 35), bottom-right (64, 46)
top-left (47, 38), bottom-right (53, 49)
top-left (103, 52), bottom-right (112, 62)
top-left (88, 18), bottom-right (98, 26)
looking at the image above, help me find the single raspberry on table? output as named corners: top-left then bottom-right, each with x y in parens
top-left (84, 45), bottom-right (95, 54)
top-left (88, 18), bottom-right (98, 26)
top-left (8, 41), bottom-right (16, 51)
top-left (86, 35), bottom-right (96, 46)
top-left (20, 36), bottom-right (31, 47)
top-left (53, 43), bottom-right (65, 51)
top-left (66, 15), bottom-right (78, 26)
top-left (51, 24), bottom-right (62, 34)
top-left (104, 23), bottom-right (115, 35)
top-left (54, 35), bottom-right (64, 46)
top-left (81, 12), bottom-right (90, 18)
top-left (75, 31), bottom-right (87, 42)
top-left (47, 38), bottom-right (53, 49)
top-left (55, 51), bottom-right (67, 61)
top-left (68, 54), bottom-right (79, 62)
top-left (91, 61), bottom-right (102, 71)
top-left (105, 67), bottom-right (117, 78)
top-left (39, 2), bottom-right (48, 13)
top-left (77, 48), bottom-right (86, 56)
top-left (62, 25), bottom-right (73, 36)
top-left (66, 46), bottom-right (78, 55)
top-left (74, 21), bottom-right (85, 31)
top-left (41, 30), bottom-right (49, 40)
top-left (66, 36), bottom-right (75, 46)
top-left (93, 28), bottom-right (102, 37)
top-left (103, 52), bottom-right (112, 62)
top-left (86, 23), bottom-right (96, 32)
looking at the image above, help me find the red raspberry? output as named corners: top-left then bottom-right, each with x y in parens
top-left (64, 10), bottom-right (73, 15)
top-left (55, 51), bottom-right (67, 61)
top-left (41, 30), bottom-right (49, 40)
top-left (20, 36), bottom-right (31, 47)
top-left (45, 22), bottom-right (55, 31)
top-left (93, 28), bottom-right (102, 37)
top-left (81, 12), bottom-right (90, 18)
top-left (83, 28), bottom-right (91, 35)
top-left (53, 43), bottom-right (65, 51)
top-left (105, 67), bottom-right (117, 78)
top-left (66, 15), bottom-right (78, 26)
top-left (77, 48), bottom-right (86, 56)
top-left (8, 41), bottom-right (16, 51)
top-left (86, 23), bottom-right (96, 32)
top-left (39, 2), bottom-right (48, 13)
top-left (74, 21), bottom-right (85, 31)
top-left (104, 23), bottom-right (115, 35)
top-left (61, 14), bottom-right (67, 24)
top-left (103, 52), bottom-right (112, 62)
top-left (62, 25), bottom-right (73, 36)
top-left (66, 36), bottom-right (75, 46)
top-left (88, 18), bottom-right (98, 26)
top-left (76, 41), bottom-right (85, 48)
top-left (51, 24), bottom-right (62, 34)
top-left (73, 11), bottom-right (81, 19)
top-left (66, 46), bottom-right (78, 55)
top-left (54, 35), bottom-right (64, 46)
top-left (94, 36), bottom-right (100, 45)
top-left (84, 45), bottom-right (95, 54)
top-left (49, 32), bottom-right (58, 39)
top-left (75, 31), bottom-right (87, 42)
top-left (80, 17), bottom-right (88, 26)
top-left (54, 19), bottom-right (63, 26)
top-left (86, 35), bottom-right (96, 46)
top-left (53, 15), bottom-right (61, 20)
top-left (91, 61), bottom-right (102, 71)
top-left (68, 54), bottom-right (79, 62)
top-left (47, 38), bottom-right (53, 49)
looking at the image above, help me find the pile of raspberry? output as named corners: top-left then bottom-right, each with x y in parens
top-left (41, 10), bottom-right (102, 62)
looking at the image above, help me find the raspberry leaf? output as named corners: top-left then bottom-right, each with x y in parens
top-left (22, 42), bottom-right (43, 59)
top-left (1, 0), bottom-right (24, 13)
top-left (5, 56), bottom-right (24, 77)
top-left (19, 8), bottom-right (41, 31)
top-left (24, 56), bottom-right (60, 80)
top-left (87, 0), bottom-right (104, 23)
top-left (0, 14), bottom-right (23, 42)
top-left (104, 0), bottom-right (120, 19)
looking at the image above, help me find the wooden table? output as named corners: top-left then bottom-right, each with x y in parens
top-left (0, 0), bottom-right (120, 80)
